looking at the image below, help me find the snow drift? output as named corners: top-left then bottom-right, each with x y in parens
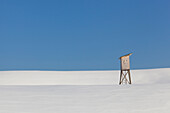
top-left (0, 68), bottom-right (170, 85)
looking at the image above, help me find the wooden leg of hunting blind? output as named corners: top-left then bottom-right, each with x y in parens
top-left (119, 70), bottom-right (122, 85)
top-left (128, 70), bottom-right (131, 84)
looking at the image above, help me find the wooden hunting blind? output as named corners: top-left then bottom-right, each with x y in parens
top-left (119, 53), bottom-right (132, 85)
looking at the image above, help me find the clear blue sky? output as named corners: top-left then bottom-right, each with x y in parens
top-left (0, 0), bottom-right (170, 70)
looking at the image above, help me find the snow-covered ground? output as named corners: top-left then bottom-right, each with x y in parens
top-left (0, 68), bottom-right (170, 113)
top-left (1, 68), bottom-right (170, 85)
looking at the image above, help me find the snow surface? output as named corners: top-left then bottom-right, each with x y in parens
top-left (0, 68), bottom-right (170, 113)
top-left (1, 68), bottom-right (170, 85)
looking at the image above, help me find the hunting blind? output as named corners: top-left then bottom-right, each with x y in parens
top-left (119, 53), bottom-right (132, 85)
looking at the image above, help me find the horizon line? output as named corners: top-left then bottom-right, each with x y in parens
top-left (0, 66), bottom-right (170, 71)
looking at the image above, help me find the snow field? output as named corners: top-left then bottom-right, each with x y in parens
top-left (0, 68), bottom-right (170, 85)
top-left (0, 68), bottom-right (170, 113)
